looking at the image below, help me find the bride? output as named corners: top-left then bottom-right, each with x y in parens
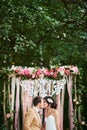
top-left (42, 96), bottom-right (60, 130)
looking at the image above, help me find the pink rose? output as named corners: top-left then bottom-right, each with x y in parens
top-left (32, 74), bottom-right (35, 79)
top-left (44, 69), bottom-right (49, 76)
top-left (36, 68), bottom-right (42, 77)
top-left (64, 69), bottom-right (70, 75)
top-left (23, 69), bottom-right (30, 77)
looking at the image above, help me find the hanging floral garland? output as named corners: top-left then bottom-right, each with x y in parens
top-left (1, 65), bottom-right (79, 97)
top-left (2, 65), bottom-right (79, 79)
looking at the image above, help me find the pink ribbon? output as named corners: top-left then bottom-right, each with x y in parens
top-left (28, 95), bottom-right (32, 108)
top-left (22, 91), bottom-right (26, 123)
top-left (56, 84), bottom-right (65, 130)
top-left (60, 86), bottom-right (65, 130)
top-left (67, 75), bottom-right (74, 130)
top-left (56, 93), bottom-right (61, 130)
top-left (22, 90), bottom-right (33, 124)
top-left (15, 77), bottom-right (20, 130)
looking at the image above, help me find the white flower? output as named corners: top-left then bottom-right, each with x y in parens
top-left (73, 99), bottom-right (77, 102)
top-left (81, 121), bottom-right (85, 125)
top-left (47, 98), bottom-right (53, 103)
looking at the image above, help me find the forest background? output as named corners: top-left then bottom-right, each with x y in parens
top-left (0, 0), bottom-right (87, 129)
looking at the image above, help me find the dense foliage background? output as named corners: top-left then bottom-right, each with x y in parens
top-left (0, 0), bottom-right (87, 129)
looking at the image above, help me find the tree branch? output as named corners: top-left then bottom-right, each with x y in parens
top-left (61, 0), bottom-right (70, 12)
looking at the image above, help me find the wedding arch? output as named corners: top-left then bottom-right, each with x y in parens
top-left (2, 65), bottom-right (80, 130)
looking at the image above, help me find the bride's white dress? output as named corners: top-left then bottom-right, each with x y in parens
top-left (45, 115), bottom-right (56, 130)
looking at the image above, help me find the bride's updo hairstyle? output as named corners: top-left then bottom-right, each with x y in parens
top-left (44, 96), bottom-right (57, 109)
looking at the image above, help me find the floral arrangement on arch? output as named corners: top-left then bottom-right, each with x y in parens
top-left (1, 65), bottom-right (79, 80)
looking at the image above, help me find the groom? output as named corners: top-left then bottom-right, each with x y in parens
top-left (24, 96), bottom-right (43, 130)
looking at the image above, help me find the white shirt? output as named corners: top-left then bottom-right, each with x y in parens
top-left (33, 106), bottom-right (40, 113)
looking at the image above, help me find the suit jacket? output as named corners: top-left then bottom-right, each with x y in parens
top-left (24, 107), bottom-right (42, 130)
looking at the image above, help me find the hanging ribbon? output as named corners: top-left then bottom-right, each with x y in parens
top-left (11, 76), bottom-right (16, 112)
top-left (60, 85), bottom-right (65, 130)
top-left (56, 93), bottom-right (61, 130)
top-left (67, 75), bottom-right (74, 130)
top-left (21, 80), bottom-right (33, 124)
top-left (22, 88), bottom-right (26, 124)
top-left (3, 82), bottom-right (7, 126)
top-left (74, 76), bottom-right (77, 130)
top-left (15, 77), bottom-right (20, 130)
top-left (11, 75), bottom-right (16, 129)
top-left (56, 79), bottom-right (66, 130)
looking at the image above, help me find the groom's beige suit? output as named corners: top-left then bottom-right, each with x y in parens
top-left (24, 107), bottom-right (42, 130)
